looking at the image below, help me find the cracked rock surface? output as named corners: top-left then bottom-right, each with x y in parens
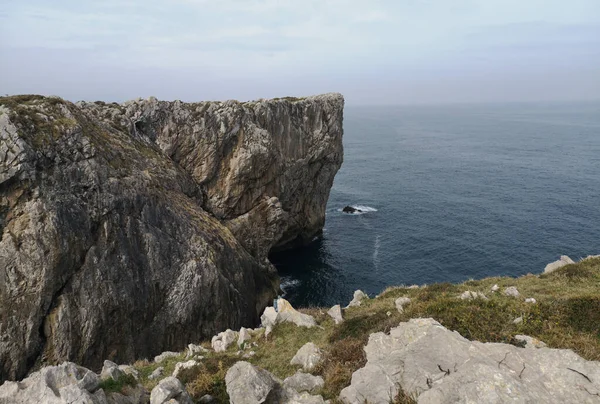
top-left (0, 93), bottom-right (343, 382)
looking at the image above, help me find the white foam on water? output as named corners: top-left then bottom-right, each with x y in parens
top-left (280, 277), bottom-right (301, 297)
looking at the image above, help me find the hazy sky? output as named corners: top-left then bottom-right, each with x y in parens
top-left (1, 0), bottom-right (599, 104)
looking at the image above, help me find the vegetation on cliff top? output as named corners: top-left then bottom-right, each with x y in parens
top-left (126, 257), bottom-right (600, 403)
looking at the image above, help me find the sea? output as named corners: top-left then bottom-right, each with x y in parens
top-left (271, 101), bottom-right (600, 308)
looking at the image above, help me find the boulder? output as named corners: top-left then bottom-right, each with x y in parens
top-left (238, 327), bottom-right (252, 347)
top-left (0, 362), bottom-right (101, 404)
top-left (277, 299), bottom-right (317, 328)
top-left (394, 297), bottom-right (411, 313)
top-left (346, 290), bottom-right (368, 308)
top-left (283, 372), bottom-right (325, 394)
top-left (100, 360), bottom-right (125, 381)
top-left (339, 318), bottom-right (600, 404)
top-left (459, 291), bottom-right (488, 301)
top-left (544, 255), bottom-right (575, 274)
top-left (225, 362), bottom-right (328, 404)
top-left (212, 329), bottom-right (238, 352)
top-left (504, 286), bottom-right (520, 297)
top-left (118, 365), bottom-right (140, 380)
top-left (154, 352), bottom-right (180, 364)
top-left (150, 377), bottom-right (193, 404)
top-left (148, 367), bottom-right (164, 380)
top-left (327, 305), bottom-right (344, 324)
top-left (172, 360), bottom-right (199, 378)
top-left (290, 343), bottom-right (323, 372)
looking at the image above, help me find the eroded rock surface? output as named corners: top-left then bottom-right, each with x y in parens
top-left (0, 93), bottom-right (344, 382)
top-left (340, 318), bottom-right (600, 404)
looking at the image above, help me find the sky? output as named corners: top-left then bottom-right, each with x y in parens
top-left (1, 0), bottom-right (599, 105)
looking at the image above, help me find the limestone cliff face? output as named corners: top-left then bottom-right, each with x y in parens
top-left (0, 93), bottom-right (344, 382)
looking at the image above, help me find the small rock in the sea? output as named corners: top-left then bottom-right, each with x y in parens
top-left (346, 290), bottom-right (368, 308)
top-left (525, 297), bottom-right (537, 304)
top-left (149, 366), bottom-right (165, 380)
top-left (327, 304), bottom-right (344, 324)
top-left (491, 284), bottom-right (499, 292)
top-left (513, 317), bottom-right (523, 325)
top-left (342, 205), bottom-right (363, 214)
top-left (504, 286), bottom-right (520, 297)
top-left (395, 297), bottom-right (411, 313)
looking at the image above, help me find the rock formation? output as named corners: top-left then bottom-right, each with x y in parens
top-left (0, 93), bottom-right (344, 382)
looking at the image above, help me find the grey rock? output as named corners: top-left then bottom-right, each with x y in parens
top-left (172, 360), bottom-right (199, 378)
top-left (491, 284), bottom-right (499, 292)
top-left (238, 327), bottom-right (252, 347)
top-left (0, 93), bottom-right (343, 382)
top-left (186, 344), bottom-right (209, 358)
top-left (513, 316), bottom-right (524, 325)
top-left (261, 307), bottom-right (278, 329)
top-left (515, 335), bottom-right (547, 349)
top-left (225, 361), bottom-right (328, 404)
top-left (394, 297), bottom-right (411, 313)
top-left (225, 361), bottom-right (279, 404)
top-left (212, 329), bottom-right (238, 352)
top-left (118, 365), bottom-right (140, 380)
top-left (277, 299), bottom-right (317, 328)
top-left (101, 360), bottom-right (125, 381)
top-left (0, 362), bottom-right (101, 404)
top-left (525, 297), bottom-right (537, 304)
top-left (198, 395), bottom-right (215, 403)
top-left (150, 377), bottom-right (192, 404)
top-left (242, 351), bottom-right (256, 359)
top-left (290, 343), bottom-right (323, 372)
top-left (504, 286), bottom-right (520, 297)
top-left (346, 290), bottom-right (368, 308)
top-left (327, 305), bottom-right (344, 324)
top-left (148, 367), bottom-right (164, 380)
top-left (459, 291), bottom-right (488, 301)
top-left (283, 372), bottom-right (324, 394)
top-left (339, 318), bottom-right (600, 404)
top-left (544, 255), bottom-right (575, 274)
top-left (154, 352), bottom-right (180, 364)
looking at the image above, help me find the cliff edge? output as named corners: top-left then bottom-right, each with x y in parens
top-left (0, 93), bottom-right (344, 382)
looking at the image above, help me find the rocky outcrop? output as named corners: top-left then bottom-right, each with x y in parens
top-left (544, 255), bottom-right (575, 274)
top-left (0, 93), bottom-right (343, 382)
top-left (340, 318), bottom-right (600, 404)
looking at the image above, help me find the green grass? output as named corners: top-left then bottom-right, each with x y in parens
top-left (98, 373), bottom-right (137, 393)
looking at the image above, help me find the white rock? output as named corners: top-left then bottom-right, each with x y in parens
top-left (172, 360), bottom-right (199, 378)
top-left (283, 372), bottom-right (325, 394)
top-left (277, 298), bottom-right (317, 328)
top-left (491, 284), bottom-right (499, 292)
top-left (395, 297), bottom-right (411, 313)
top-left (242, 351), bottom-right (256, 359)
top-left (339, 318), bottom-right (600, 404)
top-left (346, 290), bottom-right (368, 308)
top-left (515, 335), bottom-right (547, 349)
top-left (187, 343), bottom-right (209, 358)
top-left (238, 327), bottom-right (252, 347)
top-left (525, 297), bottom-right (537, 304)
top-left (118, 365), bottom-right (140, 380)
top-left (290, 343), bottom-right (323, 372)
top-left (408, 285), bottom-right (419, 289)
top-left (100, 360), bottom-right (124, 381)
top-left (261, 306), bottom-right (278, 329)
top-left (225, 361), bottom-right (279, 404)
top-left (150, 376), bottom-right (193, 404)
top-left (198, 394), bottom-right (215, 403)
top-left (154, 351), bottom-right (180, 363)
top-left (459, 291), bottom-right (488, 301)
top-left (148, 367), bottom-right (164, 380)
top-left (544, 255), bottom-right (575, 274)
top-left (327, 305), bottom-right (344, 324)
top-left (513, 316), bottom-right (523, 325)
top-left (0, 362), bottom-right (101, 404)
top-left (386, 311), bottom-right (392, 317)
top-left (212, 329), bottom-right (238, 352)
top-left (504, 286), bottom-right (520, 297)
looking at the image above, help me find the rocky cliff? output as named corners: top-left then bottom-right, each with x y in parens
top-left (0, 93), bottom-right (344, 382)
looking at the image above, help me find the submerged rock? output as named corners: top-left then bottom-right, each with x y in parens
top-left (342, 206), bottom-right (362, 214)
top-left (0, 93), bottom-right (344, 382)
top-left (339, 318), bottom-right (600, 404)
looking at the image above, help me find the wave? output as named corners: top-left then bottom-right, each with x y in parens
top-left (280, 277), bottom-right (301, 297)
top-left (338, 205), bottom-right (378, 215)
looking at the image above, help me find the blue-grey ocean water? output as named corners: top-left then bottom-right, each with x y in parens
top-left (271, 102), bottom-right (600, 308)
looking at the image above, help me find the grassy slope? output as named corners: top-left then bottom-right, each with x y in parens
top-left (128, 256), bottom-right (600, 403)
